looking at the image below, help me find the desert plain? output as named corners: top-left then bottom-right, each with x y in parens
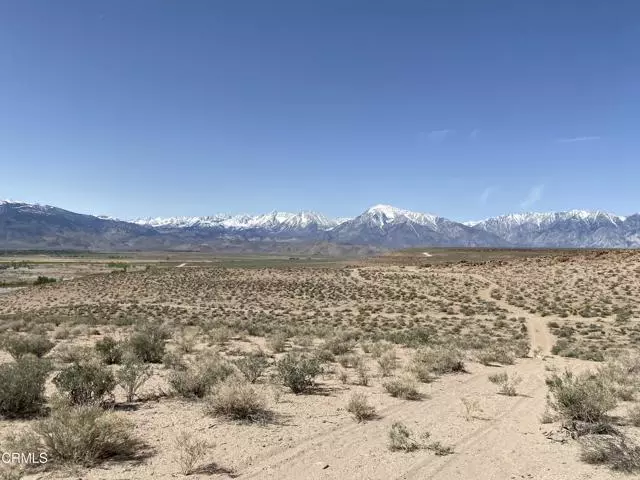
top-left (0, 249), bottom-right (638, 479)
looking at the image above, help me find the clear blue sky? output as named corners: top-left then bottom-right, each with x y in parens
top-left (1, 1), bottom-right (638, 221)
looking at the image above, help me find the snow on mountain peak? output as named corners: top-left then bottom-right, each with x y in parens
top-left (0, 200), bottom-right (54, 214)
top-left (468, 210), bottom-right (626, 231)
top-left (366, 204), bottom-right (402, 217)
top-left (363, 204), bottom-right (439, 227)
top-left (133, 210), bottom-right (341, 231)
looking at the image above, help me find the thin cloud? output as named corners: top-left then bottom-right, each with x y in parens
top-left (470, 129), bottom-right (480, 140)
top-left (556, 136), bottom-right (601, 143)
top-left (479, 186), bottom-right (494, 205)
top-left (520, 184), bottom-right (544, 209)
top-left (426, 129), bottom-right (454, 143)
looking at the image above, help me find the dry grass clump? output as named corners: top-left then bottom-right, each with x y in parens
top-left (461, 397), bottom-right (483, 421)
top-left (383, 376), bottom-right (422, 400)
top-left (174, 431), bottom-right (211, 476)
top-left (207, 377), bottom-right (269, 422)
top-left (346, 392), bottom-right (376, 422)
top-left (426, 440), bottom-right (455, 456)
top-left (388, 422), bottom-right (452, 454)
top-left (488, 371), bottom-right (522, 396)
top-left (388, 421), bottom-right (421, 452)
top-left (7, 400), bottom-right (144, 468)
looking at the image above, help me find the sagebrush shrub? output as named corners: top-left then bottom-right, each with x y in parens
top-left (169, 355), bottom-right (234, 399)
top-left (416, 347), bottom-right (466, 375)
top-left (547, 370), bottom-right (616, 424)
top-left (207, 377), bottom-right (268, 421)
top-left (116, 354), bottom-right (152, 403)
top-left (598, 353), bottom-right (640, 401)
top-left (377, 350), bottom-right (398, 377)
top-left (0, 355), bottom-right (51, 418)
top-left (7, 401), bottom-right (142, 467)
top-left (162, 351), bottom-right (186, 371)
top-left (233, 351), bottom-right (269, 383)
top-left (95, 337), bottom-right (123, 365)
top-left (346, 392), bottom-right (376, 422)
top-left (383, 377), bottom-right (421, 400)
top-left (323, 334), bottom-right (355, 356)
top-left (477, 345), bottom-right (515, 366)
top-left (2, 334), bottom-right (54, 359)
top-left (128, 322), bottom-right (170, 363)
top-left (53, 361), bottom-right (116, 405)
top-left (580, 434), bottom-right (640, 472)
top-left (266, 333), bottom-right (288, 353)
top-left (628, 404), bottom-right (640, 427)
top-left (276, 353), bottom-right (322, 394)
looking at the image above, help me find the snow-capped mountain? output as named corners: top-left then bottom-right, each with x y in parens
top-left (134, 211), bottom-right (341, 236)
top-left (2, 200), bottom-right (640, 250)
top-left (133, 214), bottom-right (233, 229)
top-left (356, 205), bottom-right (439, 228)
top-left (470, 210), bottom-right (634, 248)
top-left (329, 205), bottom-right (506, 248)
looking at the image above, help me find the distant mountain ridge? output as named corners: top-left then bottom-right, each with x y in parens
top-left (469, 210), bottom-right (639, 248)
top-left (1, 200), bottom-right (639, 251)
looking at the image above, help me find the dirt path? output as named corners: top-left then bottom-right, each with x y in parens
top-left (228, 267), bottom-right (576, 480)
top-left (352, 267), bottom-right (554, 356)
top-left (238, 357), bottom-right (603, 480)
top-left (461, 272), bottom-right (555, 357)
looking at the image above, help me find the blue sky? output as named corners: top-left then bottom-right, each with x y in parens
top-left (1, 1), bottom-right (638, 221)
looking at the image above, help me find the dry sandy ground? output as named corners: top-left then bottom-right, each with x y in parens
top-left (1, 255), bottom-right (638, 479)
top-left (13, 357), bottom-right (616, 480)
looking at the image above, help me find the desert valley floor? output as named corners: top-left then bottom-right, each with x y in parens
top-left (0, 249), bottom-right (639, 479)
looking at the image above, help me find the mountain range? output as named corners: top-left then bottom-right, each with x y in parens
top-left (1, 200), bottom-right (639, 252)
